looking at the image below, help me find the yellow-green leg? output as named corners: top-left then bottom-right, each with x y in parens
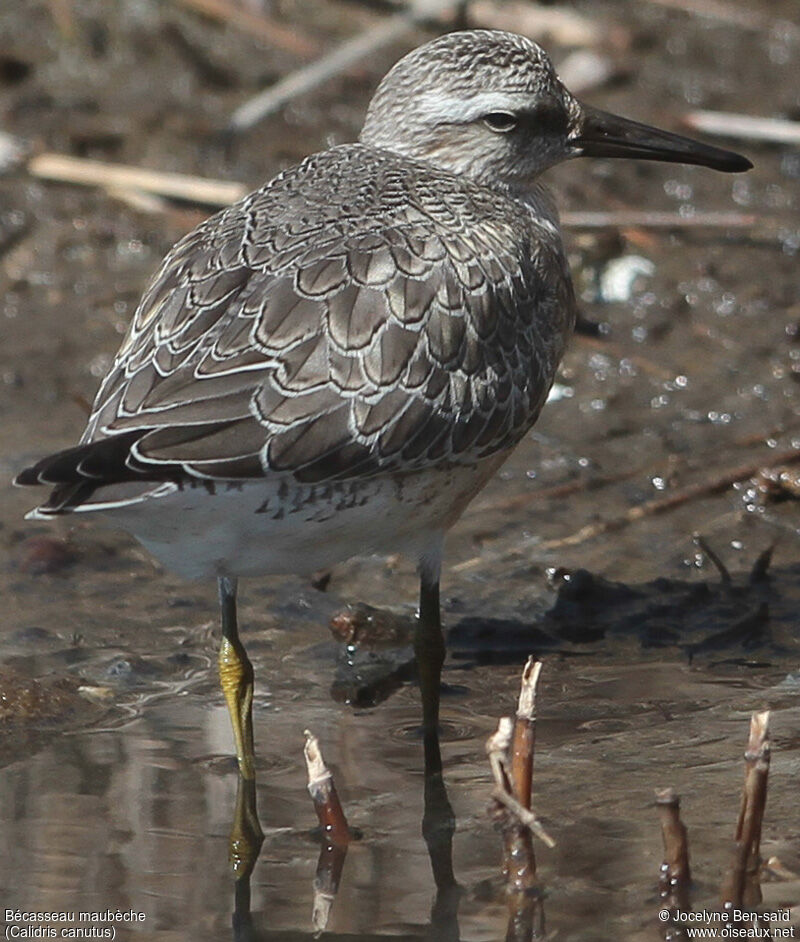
top-left (218, 576), bottom-right (256, 781)
top-left (229, 774), bottom-right (264, 881)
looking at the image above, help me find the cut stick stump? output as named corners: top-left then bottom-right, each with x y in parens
top-left (655, 787), bottom-right (692, 917)
top-left (304, 729), bottom-right (351, 936)
top-left (487, 660), bottom-right (551, 942)
top-left (511, 658), bottom-right (542, 813)
top-left (304, 729), bottom-right (350, 848)
top-left (720, 711), bottom-right (771, 911)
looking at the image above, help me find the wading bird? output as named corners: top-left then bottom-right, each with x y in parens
top-left (15, 30), bottom-right (750, 782)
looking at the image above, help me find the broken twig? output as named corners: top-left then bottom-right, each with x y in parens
top-left (488, 664), bottom-right (551, 941)
top-left (304, 729), bottom-right (350, 848)
top-left (561, 210), bottom-right (757, 229)
top-left (692, 533), bottom-right (732, 586)
top-left (173, 0), bottom-right (318, 58)
top-left (683, 111), bottom-right (800, 147)
top-left (656, 787), bottom-right (692, 918)
top-left (468, 1), bottom-right (611, 48)
top-left (540, 447), bottom-right (800, 550)
top-left (28, 153), bottom-right (247, 207)
top-left (720, 711), bottom-right (770, 910)
top-left (229, 0), bottom-right (466, 133)
top-left (304, 729), bottom-right (350, 936)
top-left (511, 657), bottom-right (542, 813)
top-left (638, 0), bottom-right (779, 32)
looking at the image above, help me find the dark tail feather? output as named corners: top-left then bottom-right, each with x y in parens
top-left (14, 431), bottom-right (161, 516)
top-left (14, 431), bottom-right (147, 488)
top-left (32, 482), bottom-right (99, 515)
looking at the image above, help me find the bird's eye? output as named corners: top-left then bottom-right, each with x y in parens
top-left (483, 112), bottom-right (517, 133)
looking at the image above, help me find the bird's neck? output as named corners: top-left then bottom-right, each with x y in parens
top-left (494, 179), bottom-right (562, 233)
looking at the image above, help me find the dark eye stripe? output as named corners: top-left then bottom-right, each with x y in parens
top-left (522, 102), bottom-right (569, 134)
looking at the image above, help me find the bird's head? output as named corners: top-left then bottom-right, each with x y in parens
top-left (360, 30), bottom-right (751, 189)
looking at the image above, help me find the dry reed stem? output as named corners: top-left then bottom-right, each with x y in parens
top-left (28, 153), bottom-right (248, 207)
top-left (311, 841), bottom-right (349, 936)
top-left (561, 210), bottom-right (757, 229)
top-left (540, 448), bottom-right (800, 550)
top-left (684, 111), bottom-right (800, 146)
top-left (655, 787), bottom-right (691, 915)
top-left (173, 0), bottom-right (318, 57)
top-left (637, 0), bottom-right (779, 31)
top-left (511, 658), bottom-right (541, 812)
top-left (488, 663), bottom-right (550, 941)
top-left (491, 787), bottom-right (556, 850)
top-left (304, 729), bottom-right (351, 848)
top-left (468, 1), bottom-right (607, 47)
top-left (720, 711), bottom-right (770, 911)
top-left (304, 730), bottom-right (350, 935)
top-left (229, 0), bottom-right (466, 132)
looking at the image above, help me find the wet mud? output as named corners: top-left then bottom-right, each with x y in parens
top-left (1, 1), bottom-right (799, 939)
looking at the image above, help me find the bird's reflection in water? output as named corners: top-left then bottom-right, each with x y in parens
top-left (421, 728), bottom-right (460, 942)
top-left (229, 776), bottom-right (264, 942)
top-left (226, 724), bottom-right (464, 942)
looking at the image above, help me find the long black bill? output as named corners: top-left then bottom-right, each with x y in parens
top-left (572, 104), bottom-right (752, 173)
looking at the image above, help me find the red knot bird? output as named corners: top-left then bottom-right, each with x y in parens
top-left (15, 31), bottom-right (750, 782)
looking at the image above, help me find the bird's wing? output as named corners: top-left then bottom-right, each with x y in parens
top-left (20, 148), bottom-right (574, 496)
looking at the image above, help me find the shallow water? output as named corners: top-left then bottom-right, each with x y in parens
top-left (1, 642), bottom-right (799, 940)
top-left (2, 0), bottom-right (800, 939)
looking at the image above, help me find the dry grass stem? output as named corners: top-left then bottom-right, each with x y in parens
top-left (28, 153), bottom-right (248, 207)
top-left (684, 111), bottom-right (800, 146)
top-left (562, 210), bottom-right (757, 229)
top-left (105, 186), bottom-right (171, 215)
top-left (540, 447), bottom-right (800, 549)
top-left (468, 1), bottom-right (610, 48)
top-left (229, 0), bottom-right (466, 132)
top-left (487, 716), bottom-right (515, 793)
top-left (637, 0), bottom-right (779, 31)
top-left (173, 0), bottom-right (318, 57)
top-left (692, 533), bottom-right (732, 586)
top-left (491, 786), bottom-right (555, 849)
top-left (486, 665), bottom-right (555, 848)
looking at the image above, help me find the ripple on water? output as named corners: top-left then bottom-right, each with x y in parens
top-left (388, 718), bottom-right (480, 745)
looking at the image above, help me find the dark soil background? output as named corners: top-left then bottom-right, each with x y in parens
top-left (1, 2), bottom-right (799, 939)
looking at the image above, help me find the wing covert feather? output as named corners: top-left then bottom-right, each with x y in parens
top-left (77, 145), bottom-right (575, 486)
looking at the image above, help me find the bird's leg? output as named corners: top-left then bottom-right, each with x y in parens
top-left (217, 576), bottom-right (256, 781)
top-left (229, 774), bottom-right (264, 882)
top-left (415, 565), bottom-right (459, 932)
top-left (416, 574), bottom-right (445, 772)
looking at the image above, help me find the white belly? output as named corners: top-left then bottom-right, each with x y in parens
top-left (102, 458), bottom-right (506, 580)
